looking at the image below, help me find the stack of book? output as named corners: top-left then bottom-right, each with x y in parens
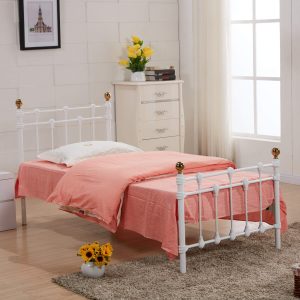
top-left (145, 67), bottom-right (176, 81)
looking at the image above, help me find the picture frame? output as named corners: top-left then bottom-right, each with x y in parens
top-left (18, 0), bottom-right (61, 50)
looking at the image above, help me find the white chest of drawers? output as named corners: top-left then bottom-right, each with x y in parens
top-left (113, 80), bottom-right (185, 152)
top-left (0, 171), bottom-right (16, 231)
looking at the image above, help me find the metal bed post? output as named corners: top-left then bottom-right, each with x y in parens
top-left (272, 147), bottom-right (281, 250)
top-left (104, 92), bottom-right (112, 141)
top-left (16, 99), bottom-right (27, 226)
top-left (176, 162), bottom-right (187, 273)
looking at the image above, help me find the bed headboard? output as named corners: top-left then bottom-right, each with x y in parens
top-left (15, 92), bottom-right (112, 164)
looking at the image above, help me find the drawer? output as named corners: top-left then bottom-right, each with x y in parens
top-left (141, 83), bottom-right (179, 102)
top-left (141, 119), bottom-right (179, 139)
top-left (141, 100), bottom-right (179, 121)
top-left (140, 136), bottom-right (180, 152)
top-left (0, 178), bottom-right (15, 201)
top-left (0, 200), bottom-right (16, 231)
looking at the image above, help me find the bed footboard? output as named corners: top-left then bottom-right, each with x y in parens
top-left (176, 148), bottom-right (281, 274)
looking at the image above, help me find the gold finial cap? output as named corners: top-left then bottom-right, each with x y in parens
top-left (176, 162), bottom-right (185, 174)
top-left (272, 147), bottom-right (280, 159)
top-left (104, 92), bottom-right (111, 102)
top-left (16, 99), bottom-right (23, 109)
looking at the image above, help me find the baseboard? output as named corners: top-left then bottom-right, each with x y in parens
top-left (281, 174), bottom-right (300, 185)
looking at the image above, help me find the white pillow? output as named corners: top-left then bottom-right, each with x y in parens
top-left (38, 141), bottom-right (143, 167)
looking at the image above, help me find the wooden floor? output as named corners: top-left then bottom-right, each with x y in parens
top-left (0, 183), bottom-right (299, 299)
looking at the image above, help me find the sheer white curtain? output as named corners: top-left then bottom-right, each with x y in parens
top-left (192, 0), bottom-right (233, 160)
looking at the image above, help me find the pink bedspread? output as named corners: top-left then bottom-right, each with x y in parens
top-left (16, 152), bottom-right (287, 257)
top-left (47, 151), bottom-right (235, 231)
top-left (16, 160), bottom-right (67, 200)
top-left (122, 172), bottom-right (287, 256)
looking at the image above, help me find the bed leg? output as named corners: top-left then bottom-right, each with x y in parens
top-left (176, 162), bottom-right (187, 273)
top-left (180, 252), bottom-right (187, 273)
top-left (21, 197), bottom-right (27, 226)
top-left (272, 148), bottom-right (281, 250)
top-left (274, 184), bottom-right (281, 250)
top-left (275, 228), bottom-right (281, 250)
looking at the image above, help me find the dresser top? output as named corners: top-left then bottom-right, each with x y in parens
top-left (113, 80), bottom-right (184, 86)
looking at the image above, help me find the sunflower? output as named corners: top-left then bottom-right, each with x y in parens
top-left (94, 253), bottom-right (105, 267)
top-left (81, 246), bottom-right (95, 263)
top-left (77, 244), bottom-right (89, 256)
top-left (101, 243), bottom-right (113, 257)
top-left (90, 241), bottom-right (101, 254)
top-left (103, 243), bottom-right (113, 252)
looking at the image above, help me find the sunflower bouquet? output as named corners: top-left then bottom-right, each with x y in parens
top-left (119, 35), bottom-right (154, 72)
top-left (77, 241), bottom-right (113, 267)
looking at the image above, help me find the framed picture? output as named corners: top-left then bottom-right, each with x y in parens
top-left (18, 0), bottom-right (61, 50)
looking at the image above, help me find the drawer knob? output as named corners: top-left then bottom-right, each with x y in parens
top-left (155, 110), bottom-right (167, 115)
top-left (156, 128), bottom-right (168, 134)
top-left (155, 91), bottom-right (167, 97)
top-left (156, 145), bottom-right (168, 151)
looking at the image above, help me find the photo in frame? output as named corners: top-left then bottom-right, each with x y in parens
top-left (18, 0), bottom-right (61, 50)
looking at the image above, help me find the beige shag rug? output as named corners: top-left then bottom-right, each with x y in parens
top-left (53, 223), bottom-right (300, 300)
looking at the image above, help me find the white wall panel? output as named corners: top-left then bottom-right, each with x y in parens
top-left (19, 86), bottom-right (55, 109)
top-left (54, 64), bottom-right (89, 85)
top-left (89, 62), bottom-right (122, 83)
top-left (61, 0), bottom-right (86, 23)
top-left (17, 49), bottom-right (54, 66)
top-left (88, 42), bottom-right (123, 63)
top-left (119, 22), bottom-right (150, 43)
top-left (55, 85), bottom-right (90, 107)
top-left (54, 43), bottom-right (88, 65)
top-left (149, 3), bottom-right (178, 22)
top-left (87, 23), bottom-right (119, 42)
top-left (0, 89), bottom-right (18, 132)
top-left (0, 1), bottom-right (15, 24)
top-left (149, 22), bottom-right (178, 41)
top-left (62, 23), bottom-right (87, 43)
top-left (150, 41), bottom-right (179, 61)
top-left (19, 66), bottom-right (54, 87)
top-left (0, 66), bottom-right (18, 88)
top-left (118, 3), bottom-right (149, 22)
top-left (87, 3), bottom-right (119, 22)
top-left (0, 45), bottom-right (18, 66)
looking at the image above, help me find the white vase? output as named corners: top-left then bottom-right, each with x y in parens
top-left (81, 262), bottom-right (105, 278)
top-left (130, 71), bottom-right (146, 82)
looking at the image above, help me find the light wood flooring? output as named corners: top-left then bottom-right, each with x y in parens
top-left (0, 183), bottom-right (299, 299)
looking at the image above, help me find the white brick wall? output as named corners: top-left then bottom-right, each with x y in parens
top-left (0, 0), bottom-right (179, 172)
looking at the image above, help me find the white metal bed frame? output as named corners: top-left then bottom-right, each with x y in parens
top-left (175, 147), bottom-right (281, 273)
top-left (15, 95), bottom-right (281, 273)
top-left (15, 92), bottom-right (112, 226)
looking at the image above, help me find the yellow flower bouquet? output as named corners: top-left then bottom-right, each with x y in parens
top-left (119, 35), bottom-right (154, 81)
top-left (77, 241), bottom-right (113, 278)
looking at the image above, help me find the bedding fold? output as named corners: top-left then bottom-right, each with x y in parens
top-left (47, 151), bottom-right (235, 230)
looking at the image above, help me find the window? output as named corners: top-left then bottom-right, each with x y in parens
top-left (230, 0), bottom-right (280, 139)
